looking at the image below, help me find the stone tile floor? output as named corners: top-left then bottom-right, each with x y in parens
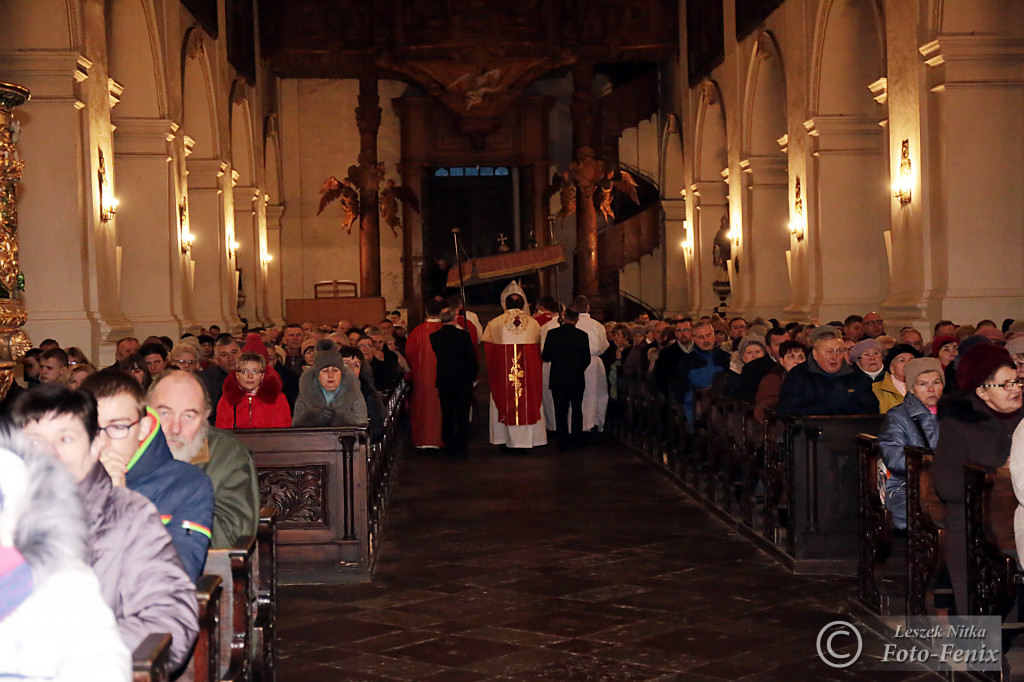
top-left (277, 432), bottom-right (944, 681)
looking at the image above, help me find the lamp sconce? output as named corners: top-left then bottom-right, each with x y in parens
top-left (98, 150), bottom-right (118, 222)
top-left (681, 221), bottom-right (694, 257)
top-left (893, 139), bottom-right (912, 204)
top-left (727, 225), bottom-right (740, 248)
top-left (789, 177), bottom-right (805, 240)
top-left (229, 240), bottom-right (240, 258)
top-left (260, 248), bottom-right (272, 266)
top-left (178, 198), bottom-right (193, 254)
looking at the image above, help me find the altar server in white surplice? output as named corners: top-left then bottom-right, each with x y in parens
top-left (541, 295), bottom-right (610, 434)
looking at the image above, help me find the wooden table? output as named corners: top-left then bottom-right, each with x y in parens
top-left (285, 297), bottom-right (386, 328)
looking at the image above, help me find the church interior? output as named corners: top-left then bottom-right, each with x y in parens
top-left (3, 0), bottom-right (1024, 680)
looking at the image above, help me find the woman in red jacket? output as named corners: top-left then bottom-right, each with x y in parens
top-left (216, 335), bottom-right (292, 429)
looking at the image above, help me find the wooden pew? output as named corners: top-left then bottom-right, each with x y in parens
top-left (857, 433), bottom-right (890, 614)
top-left (204, 535), bottom-right (256, 682)
top-left (762, 409), bottom-right (786, 545)
top-left (905, 445), bottom-right (944, 616)
top-left (252, 508), bottom-right (278, 682)
top-left (192, 574), bottom-right (223, 682)
top-left (963, 462), bottom-right (1018, 618)
top-left (132, 633), bottom-right (171, 682)
top-left (780, 413), bottom-right (884, 573)
top-left (738, 401), bottom-right (762, 529)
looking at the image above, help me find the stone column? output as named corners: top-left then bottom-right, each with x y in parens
top-left (399, 162), bottom-right (424, 319)
top-left (532, 161), bottom-right (552, 297)
top-left (914, 33), bottom-right (1024, 322)
top-left (113, 117), bottom-right (189, 337)
top-left (265, 202), bottom-right (285, 327)
top-left (0, 83), bottom-right (31, 399)
top-left (802, 116), bottom-right (888, 321)
top-left (570, 64), bottom-right (602, 297)
top-left (690, 181), bottom-right (729, 316)
top-left (187, 159), bottom-right (238, 332)
top-left (662, 195), bottom-right (688, 317)
top-left (234, 184), bottom-right (261, 325)
top-left (738, 155), bottom-right (790, 319)
top-left (355, 76), bottom-right (383, 298)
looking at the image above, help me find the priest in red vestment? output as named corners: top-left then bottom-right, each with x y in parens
top-left (406, 298), bottom-right (479, 448)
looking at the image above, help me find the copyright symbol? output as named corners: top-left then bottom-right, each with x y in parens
top-left (816, 620), bottom-right (863, 669)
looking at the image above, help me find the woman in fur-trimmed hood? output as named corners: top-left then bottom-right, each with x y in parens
top-left (215, 333), bottom-right (292, 429)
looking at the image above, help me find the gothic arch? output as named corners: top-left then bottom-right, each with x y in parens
top-left (106, 0), bottom-right (167, 119)
top-left (659, 113), bottom-right (685, 198)
top-left (181, 28), bottom-right (219, 159)
top-left (0, 0), bottom-right (77, 50)
top-left (229, 80), bottom-right (257, 187)
top-left (742, 31), bottom-right (787, 157)
top-left (809, 0), bottom-right (885, 116)
top-left (693, 80), bottom-right (727, 182)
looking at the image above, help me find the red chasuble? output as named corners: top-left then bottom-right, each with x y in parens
top-left (484, 342), bottom-right (543, 425)
top-left (406, 319), bottom-right (443, 447)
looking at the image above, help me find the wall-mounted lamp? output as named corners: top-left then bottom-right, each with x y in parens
top-left (178, 199), bottom-right (193, 254)
top-left (681, 221), bottom-right (694, 256)
top-left (230, 240), bottom-right (240, 258)
top-left (727, 225), bottom-right (740, 248)
top-left (181, 228), bottom-right (195, 254)
top-left (260, 249), bottom-right (273, 266)
top-left (893, 139), bottom-right (912, 204)
top-left (789, 177), bottom-right (805, 240)
top-left (98, 150), bottom-right (118, 222)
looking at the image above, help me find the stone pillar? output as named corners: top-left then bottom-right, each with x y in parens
top-left (662, 195), bottom-right (688, 317)
top-left (802, 116), bottom-right (888, 321)
top-left (355, 76), bottom-right (382, 298)
top-left (113, 117), bottom-right (190, 338)
top-left (915, 34), bottom-right (1024, 322)
top-left (0, 83), bottom-right (31, 399)
top-left (187, 159), bottom-right (238, 332)
top-left (399, 162), bottom-right (424, 320)
top-left (570, 64), bottom-right (601, 297)
top-left (738, 155), bottom-right (790, 319)
top-left (265, 202), bottom-right (285, 327)
top-left (532, 161), bottom-right (552, 297)
top-left (1, 53), bottom-right (131, 360)
top-left (690, 181), bottom-right (729, 316)
top-left (234, 184), bottom-right (261, 325)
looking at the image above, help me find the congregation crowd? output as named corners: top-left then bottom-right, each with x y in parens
top-left (8, 284), bottom-right (1024, 677)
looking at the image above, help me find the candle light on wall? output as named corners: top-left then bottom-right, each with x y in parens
top-left (893, 139), bottom-right (912, 204)
top-left (789, 176), bottom-right (805, 240)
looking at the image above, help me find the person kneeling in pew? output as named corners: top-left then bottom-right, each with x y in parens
top-left (11, 384), bottom-right (199, 672)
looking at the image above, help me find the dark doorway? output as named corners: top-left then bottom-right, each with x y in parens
top-left (425, 167), bottom-right (517, 306)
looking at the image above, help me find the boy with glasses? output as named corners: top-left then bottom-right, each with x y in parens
top-left (80, 369), bottom-right (214, 582)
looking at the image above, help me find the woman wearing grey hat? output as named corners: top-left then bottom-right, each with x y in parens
top-left (877, 357), bottom-right (944, 529)
top-left (292, 340), bottom-right (368, 427)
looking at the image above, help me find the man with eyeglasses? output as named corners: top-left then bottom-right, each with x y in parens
top-left (862, 311), bottom-right (886, 339)
top-left (81, 369), bottom-right (214, 582)
top-left (10, 383), bottom-right (200, 672)
top-left (147, 370), bottom-right (259, 550)
top-left (200, 334), bottom-right (242, 425)
top-left (777, 325), bottom-right (878, 416)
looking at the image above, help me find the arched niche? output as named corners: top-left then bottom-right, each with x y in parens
top-left (811, 0), bottom-right (885, 116)
top-left (693, 80), bottom-right (727, 184)
top-left (181, 28), bottom-right (219, 159)
top-left (743, 32), bottom-right (787, 158)
top-left (106, 0), bottom-right (166, 119)
top-left (230, 81), bottom-right (256, 187)
top-left (0, 0), bottom-right (76, 50)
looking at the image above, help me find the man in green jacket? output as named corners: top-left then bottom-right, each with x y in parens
top-left (147, 370), bottom-right (259, 548)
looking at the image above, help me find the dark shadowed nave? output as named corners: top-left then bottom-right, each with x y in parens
top-left (276, 430), bottom-right (940, 681)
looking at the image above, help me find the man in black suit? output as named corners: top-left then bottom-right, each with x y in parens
top-left (541, 306), bottom-right (592, 451)
top-left (430, 304), bottom-right (479, 457)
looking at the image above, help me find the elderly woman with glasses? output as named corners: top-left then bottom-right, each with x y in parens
top-left (933, 343), bottom-right (1024, 615)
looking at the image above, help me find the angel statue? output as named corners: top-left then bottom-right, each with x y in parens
top-left (378, 178), bottom-right (420, 236)
top-left (545, 171), bottom-right (577, 222)
top-left (596, 168), bottom-right (639, 224)
top-left (317, 175), bottom-right (360, 234)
